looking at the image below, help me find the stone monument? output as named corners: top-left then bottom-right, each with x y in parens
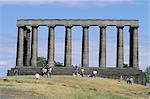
top-left (7, 19), bottom-right (145, 85)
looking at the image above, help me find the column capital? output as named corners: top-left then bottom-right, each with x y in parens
top-left (129, 26), bottom-right (138, 32)
top-left (23, 26), bottom-right (31, 32)
top-left (65, 25), bottom-right (72, 28)
top-left (116, 25), bottom-right (124, 28)
top-left (130, 25), bottom-right (139, 28)
top-left (17, 25), bottom-right (25, 28)
top-left (99, 25), bottom-right (107, 28)
top-left (48, 25), bottom-right (56, 28)
top-left (26, 26), bottom-right (32, 30)
top-left (82, 25), bottom-right (89, 28)
top-left (31, 25), bottom-right (39, 28)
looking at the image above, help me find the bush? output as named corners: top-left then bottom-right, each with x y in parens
top-left (54, 61), bottom-right (64, 67)
top-left (37, 57), bottom-right (64, 67)
top-left (123, 64), bottom-right (128, 68)
top-left (145, 66), bottom-right (150, 84)
top-left (37, 57), bottom-right (47, 67)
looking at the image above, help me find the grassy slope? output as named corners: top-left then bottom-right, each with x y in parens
top-left (0, 76), bottom-right (149, 99)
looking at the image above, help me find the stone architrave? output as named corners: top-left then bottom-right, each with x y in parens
top-left (116, 26), bottom-right (124, 68)
top-left (47, 25), bottom-right (55, 67)
top-left (82, 25), bottom-right (89, 67)
top-left (99, 25), bottom-right (106, 68)
top-left (64, 25), bottom-right (72, 67)
top-left (31, 25), bottom-right (38, 67)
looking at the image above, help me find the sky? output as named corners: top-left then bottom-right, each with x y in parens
top-left (0, 0), bottom-right (150, 76)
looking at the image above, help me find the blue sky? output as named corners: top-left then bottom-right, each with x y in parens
top-left (0, 0), bottom-right (150, 76)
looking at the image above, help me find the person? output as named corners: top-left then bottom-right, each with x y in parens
top-left (130, 77), bottom-right (134, 84)
top-left (47, 67), bottom-right (52, 78)
top-left (43, 63), bottom-right (49, 77)
top-left (81, 68), bottom-right (85, 77)
top-left (41, 65), bottom-right (45, 76)
top-left (14, 69), bottom-right (18, 76)
top-left (45, 64), bottom-right (49, 70)
top-left (73, 72), bottom-right (76, 76)
top-left (93, 70), bottom-right (98, 78)
top-left (127, 77), bottom-right (132, 84)
top-left (74, 65), bottom-right (79, 76)
top-left (88, 74), bottom-right (93, 77)
top-left (41, 66), bottom-right (47, 76)
top-left (127, 77), bottom-right (129, 84)
top-left (118, 75), bottom-right (123, 82)
top-left (35, 72), bottom-right (40, 80)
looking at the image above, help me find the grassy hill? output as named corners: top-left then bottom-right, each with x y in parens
top-left (0, 76), bottom-right (149, 99)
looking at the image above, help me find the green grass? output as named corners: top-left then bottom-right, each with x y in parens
top-left (0, 76), bottom-right (149, 99)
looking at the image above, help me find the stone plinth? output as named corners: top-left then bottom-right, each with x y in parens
top-left (7, 67), bottom-right (145, 85)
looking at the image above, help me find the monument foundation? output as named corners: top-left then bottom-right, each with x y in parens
top-left (7, 67), bottom-right (145, 85)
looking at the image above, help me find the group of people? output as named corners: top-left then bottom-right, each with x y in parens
top-left (35, 65), bottom-right (135, 84)
top-left (118, 75), bottom-right (134, 84)
top-left (35, 64), bottom-right (53, 80)
top-left (126, 77), bottom-right (134, 84)
top-left (73, 66), bottom-right (98, 78)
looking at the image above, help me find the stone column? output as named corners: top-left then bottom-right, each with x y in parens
top-left (16, 26), bottom-right (24, 66)
top-left (24, 27), bottom-right (31, 66)
top-left (64, 25), bottom-right (72, 66)
top-left (129, 26), bottom-right (139, 69)
top-left (82, 25), bottom-right (89, 67)
top-left (116, 26), bottom-right (124, 68)
top-left (31, 25), bottom-right (38, 67)
top-left (47, 25), bottom-right (55, 67)
top-left (99, 26), bottom-right (106, 68)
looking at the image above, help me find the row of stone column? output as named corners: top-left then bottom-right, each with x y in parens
top-left (16, 25), bottom-right (139, 68)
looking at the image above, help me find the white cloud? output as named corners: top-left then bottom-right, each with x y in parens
top-left (0, 60), bottom-right (8, 65)
top-left (0, 0), bottom-right (135, 6)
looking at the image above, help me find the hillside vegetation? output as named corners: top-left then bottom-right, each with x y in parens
top-left (0, 76), bottom-right (149, 99)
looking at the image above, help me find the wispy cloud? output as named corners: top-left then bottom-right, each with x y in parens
top-left (0, 0), bottom-right (135, 6)
top-left (0, 60), bottom-right (8, 65)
